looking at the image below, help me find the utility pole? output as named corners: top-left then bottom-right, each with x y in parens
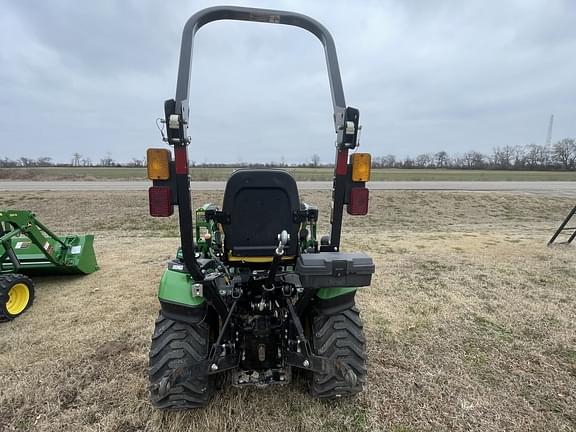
top-left (546, 114), bottom-right (554, 147)
top-left (545, 114), bottom-right (554, 166)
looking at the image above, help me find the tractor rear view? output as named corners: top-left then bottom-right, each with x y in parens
top-left (146, 6), bottom-right (374, 408)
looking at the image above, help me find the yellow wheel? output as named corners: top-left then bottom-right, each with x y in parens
top-left (7, 283), bottom-right (30, 315)
top-left (0, 274), bottom-right (35, 321)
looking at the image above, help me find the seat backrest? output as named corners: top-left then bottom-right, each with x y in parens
top-left (222, 169), bottom-right (300, 259)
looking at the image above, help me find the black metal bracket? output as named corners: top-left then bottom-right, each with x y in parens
top-left (156, 352), bottom-right (239, 397)
top-left (294, 287), bottom-right (315, 316)
top-left (293, 206), bottom-right (319, 224)
top-left (205, 209), bottom-right (231, 225)
top-left (200, 273), bottom-right (230, 320)
top-left (152, 161), bottom-right (178, 205)
top-left (164, 99), bottom-right (188, 145)
top-left (207, 299), bottom-right (240, 374)
top-left (340, 106), bottom-right (360, 150)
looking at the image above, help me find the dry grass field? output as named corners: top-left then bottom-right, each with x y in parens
top-left (1, 190), bottom-right (575, 431)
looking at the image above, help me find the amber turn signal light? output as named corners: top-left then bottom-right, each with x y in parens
top-left (351, 153), bottom-right (371, 182)
top-left (147, 148), bottom-right (171, 180)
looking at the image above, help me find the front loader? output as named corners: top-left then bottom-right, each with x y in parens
top-left (146, 6), bottom-right (375, 408)
top-left (0, 210), bottom-right (98, 320)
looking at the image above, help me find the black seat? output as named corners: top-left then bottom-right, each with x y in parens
top-left (222, 169), bottom-right (300, 260)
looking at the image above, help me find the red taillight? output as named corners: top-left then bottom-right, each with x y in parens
top-left (335, 149), bottom-right (349, 175)
top-left (347, 187), bottom-right (369, 215)
top-left (174, 146), bottom-right (188, 175)
top-left (149, 186), bottom-right (173, 217)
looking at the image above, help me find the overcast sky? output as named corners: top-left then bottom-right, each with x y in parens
top-left (1, 0), bottom-right (574, 164)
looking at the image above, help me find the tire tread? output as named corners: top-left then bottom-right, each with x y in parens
top-left (148, 312), bottom-right (213, 409)
top-left (310, 306), bottom-right (367, 399)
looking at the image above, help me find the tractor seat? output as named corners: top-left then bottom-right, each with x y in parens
top-left (221, 169), bottom-right (300, 263)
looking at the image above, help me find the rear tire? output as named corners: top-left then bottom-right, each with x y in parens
top-left (148, 312), bottom-right (214, 409)
top-left (310, 306), bottom-right (367, 399)
top-left (0, 274), bottom-right (35, 321)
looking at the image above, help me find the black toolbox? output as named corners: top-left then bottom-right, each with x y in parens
top-left (295, 252), bottom-right (374, 288)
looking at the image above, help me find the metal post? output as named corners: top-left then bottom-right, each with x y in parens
top-left (548, 205), bottom-right (576, 245)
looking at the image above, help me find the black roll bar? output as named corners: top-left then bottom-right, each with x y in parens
top-left (167, 6), bottom-right (359, 283)
top-left (174, 5), bottom-right (347, 138)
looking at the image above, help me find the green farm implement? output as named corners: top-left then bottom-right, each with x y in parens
top-left (0, 210), bottom-right (98, 320)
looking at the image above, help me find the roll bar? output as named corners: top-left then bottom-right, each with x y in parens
top-left (164, 6), bottom-right (361, 282)
top-left (174, 5), bottom-right (347, 137)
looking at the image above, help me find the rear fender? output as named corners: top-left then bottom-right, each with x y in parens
top-left (158, 268), bottom-right (206, 324)
top-left (314, 287), bottom-right (356, 315)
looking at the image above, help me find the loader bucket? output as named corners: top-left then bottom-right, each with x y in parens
top-left (5, 234), bottom-right (99, 276)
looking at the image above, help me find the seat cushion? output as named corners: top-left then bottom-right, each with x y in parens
top-left (222, 169), bottom-right (300, 258)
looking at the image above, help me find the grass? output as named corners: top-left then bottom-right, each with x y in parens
top-left (0, 190), bottom-right (575, 431)
top-left (1, 166), bottom-right (576, 181)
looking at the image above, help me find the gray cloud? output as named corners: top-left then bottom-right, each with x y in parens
top-left (0, 0), bottom-right (574, 164)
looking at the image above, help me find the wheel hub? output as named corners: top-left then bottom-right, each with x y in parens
top-left (6, 283), bottom-right (30, 315)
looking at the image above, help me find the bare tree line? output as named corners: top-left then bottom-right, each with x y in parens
top-left (374, 139), bottom-right (576, 170)
top-left (1, 138), bottom-right (575, 170)
top-left (0, 153), bottom-right (145, 168)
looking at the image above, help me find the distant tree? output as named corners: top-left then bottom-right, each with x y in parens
top-left (462, 152), bottom-right (473, 169)
top-left (552, 138), bottom-right (576, 169)
top-left (99, 152), bottom-right (115, 167)
top-left (128, 158), bottom-right (144, 167)
top-left (524, 144), bottom-right (548, 169)
top-left (373, 156), bottom-right (390, 168)
top-left (0, 157), bottom-right (17, 167)
top-left (491, 146), bottom-right (515, 169)
top-left (382, 154), bottom-right (396, 168)
top-left (463, 151), bottom-right (485, 169)
top-left (18, 157), bottom-right (34, 167)
top-left (511, 145), bottom-right (526, 168)
top-left (36, 157), bottom-right (53, 166)
top-left (402, 156), bottom-right (414, 168)
top-left (449, 153), bottom-right (464, 168)
top-left (415, 153), bottom-right (433, 168)
top-left (435, 151), bottom-right (448, 168)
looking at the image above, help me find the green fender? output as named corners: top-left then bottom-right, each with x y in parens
top-left (316, 287), bottom-right (357, 299)
top-left (158, 268), bottom-right (205, 307)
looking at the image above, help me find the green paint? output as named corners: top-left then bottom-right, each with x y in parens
top-left (194, 204), bottom-right (222, 257)
top-left (0, 210), bottom-right (98, 275)
top-left (316, 287), bottom-right (356, 299)
top-left (158, 268), bottom-right (205, 306)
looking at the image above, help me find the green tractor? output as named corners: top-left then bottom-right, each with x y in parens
top-left (0, 210), bottom-right (99, 320)
top-left (147, 6), bottom-right (374, 408)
